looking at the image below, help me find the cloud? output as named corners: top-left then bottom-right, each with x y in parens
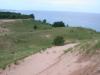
top-left (0, 0), bottom-right (100, 13)
top-left (34, 0), bottom-right (95, 5)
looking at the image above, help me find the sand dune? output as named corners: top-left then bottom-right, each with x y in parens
top-left (0, 43), bottom-right (98, 75)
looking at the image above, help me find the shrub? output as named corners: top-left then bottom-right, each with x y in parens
top-left (33, 25), bottom-right (37, 30)
top-left (52, 21), bottom-right (65, 27)
top-left (53, 36), bottom-right (65, 46)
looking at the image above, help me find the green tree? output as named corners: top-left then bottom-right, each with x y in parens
top-left (30, 14), bottom-right (35, 20)
top-left (0, 12), bottom-right (34, 19)
top-left (52, 21), bottom-right (65, 27)
top-left (43, 19), bottom-right (46, 23)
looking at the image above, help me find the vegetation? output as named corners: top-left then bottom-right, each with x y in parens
top-left (43, 19), bottom-right (47, 23)
top-left (0, 12), bottom-right (34, 19)
top-left (53, 36), bottom-right (65, 46)
top-left (66, 40), bottom-right (100, 54)
top-left (0, 14), bottom-right (100, 69)
top-left (52, 21), bottom-right (65, 27)
top-left (5, 19), bottom-right (52, 32)
top-left (33, 25), bottom-right (37, 30)
top-left (30, 14), bottom-right (35, 20)
top-left (0, 21), bottom-right (100, 69)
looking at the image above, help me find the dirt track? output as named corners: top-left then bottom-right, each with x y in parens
top-left (0, 43), bottom-right (98, 75)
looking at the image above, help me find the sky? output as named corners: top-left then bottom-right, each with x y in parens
top-left (0, 0), bottom-right (100, 13)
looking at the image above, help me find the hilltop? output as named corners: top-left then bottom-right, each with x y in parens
top-left (0, 18), bottom-right (100, 75)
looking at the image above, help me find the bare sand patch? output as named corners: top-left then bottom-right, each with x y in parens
top-left (0, 44), bottom-right (76, 75)
top-left (45, 34), bottom-right (51, 38)
top-left (0, 19), bottom-right (16, 25)
top-left (0, 27), bottom-right (10, 33)
top-left (0, 43), bottom-right (100, 75)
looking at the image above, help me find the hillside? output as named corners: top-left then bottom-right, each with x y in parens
top-left (0, 19), bottom-right (100, 73)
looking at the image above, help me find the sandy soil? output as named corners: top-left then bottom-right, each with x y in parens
top-left (0, 19), bottom-right (16, 25)
top-left (0, 43), bottom-right (99, 75)
top-left (0, 27), bottom-right (9, 32)
top-left (0, 19), bottom-right (16, 33)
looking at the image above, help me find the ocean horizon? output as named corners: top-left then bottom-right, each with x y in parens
top-left (7, 10), bottom-right (100, 31)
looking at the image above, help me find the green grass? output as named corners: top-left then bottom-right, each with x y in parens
top-left (65, 39), bottom-right (100, 54)
top-left (5, 19), bottom-right (52, 32)
top-left (0, 19), bottom-right (100, 69)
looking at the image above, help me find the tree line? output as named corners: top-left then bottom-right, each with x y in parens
top-left (0, 12), bottom-right (35, 19)
top-left (0, 11), bottom-right (68, 28)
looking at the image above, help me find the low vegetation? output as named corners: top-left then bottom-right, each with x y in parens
top-left (0, 12), bottom-right (100, 69)
top-left (53, 36), bottom-right (65, 46)
top-left (64, 39), bottom-right (100, 54)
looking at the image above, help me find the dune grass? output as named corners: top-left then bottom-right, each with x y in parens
top-left (64, 39), bottom-right (100, 54)
top-left (0, 19), bottom-right (100, 69)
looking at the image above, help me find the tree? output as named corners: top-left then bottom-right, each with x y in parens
top-left (30, 14), bottom-right (35, 20)
top-left (43, 19), bottom-right (46, 23)
top-left (66, 24), bottom-right (69, 27)
top-left (53, 36), bottom-right (65, 46)
top-left (0, 12), bottom-right (34, 19)
top-left (52, 21), bottom-right (65, 27)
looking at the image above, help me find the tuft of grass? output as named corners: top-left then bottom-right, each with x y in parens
top-left (64, 48), bottom-right (73, 53)
top-left (69, 40), bottom-right (100, 54)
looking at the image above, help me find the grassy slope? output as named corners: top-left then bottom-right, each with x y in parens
top-left (0, 19), bottom-right (100, 69)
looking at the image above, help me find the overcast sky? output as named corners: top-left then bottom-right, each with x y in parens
top-left (0, 0), bottom-right (100, 13)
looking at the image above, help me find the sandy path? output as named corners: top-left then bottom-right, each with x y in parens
top-left (0, 44), bottom-right (77, 75)
top-left (39, 52), bottom-right (93, 75)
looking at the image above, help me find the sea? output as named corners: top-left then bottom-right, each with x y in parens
top-left (15, 10), bottom-right (100, 31)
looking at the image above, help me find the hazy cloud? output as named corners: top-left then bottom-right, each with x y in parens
top-left (0, 0), bottom-right (99, 13)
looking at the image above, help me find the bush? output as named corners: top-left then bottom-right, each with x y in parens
top-left (53, 36), bottom-right (65, 46)
top-left (52, 21), bottom-right (65, 27)
top-left (33, 25), bottom-right (37, 30)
